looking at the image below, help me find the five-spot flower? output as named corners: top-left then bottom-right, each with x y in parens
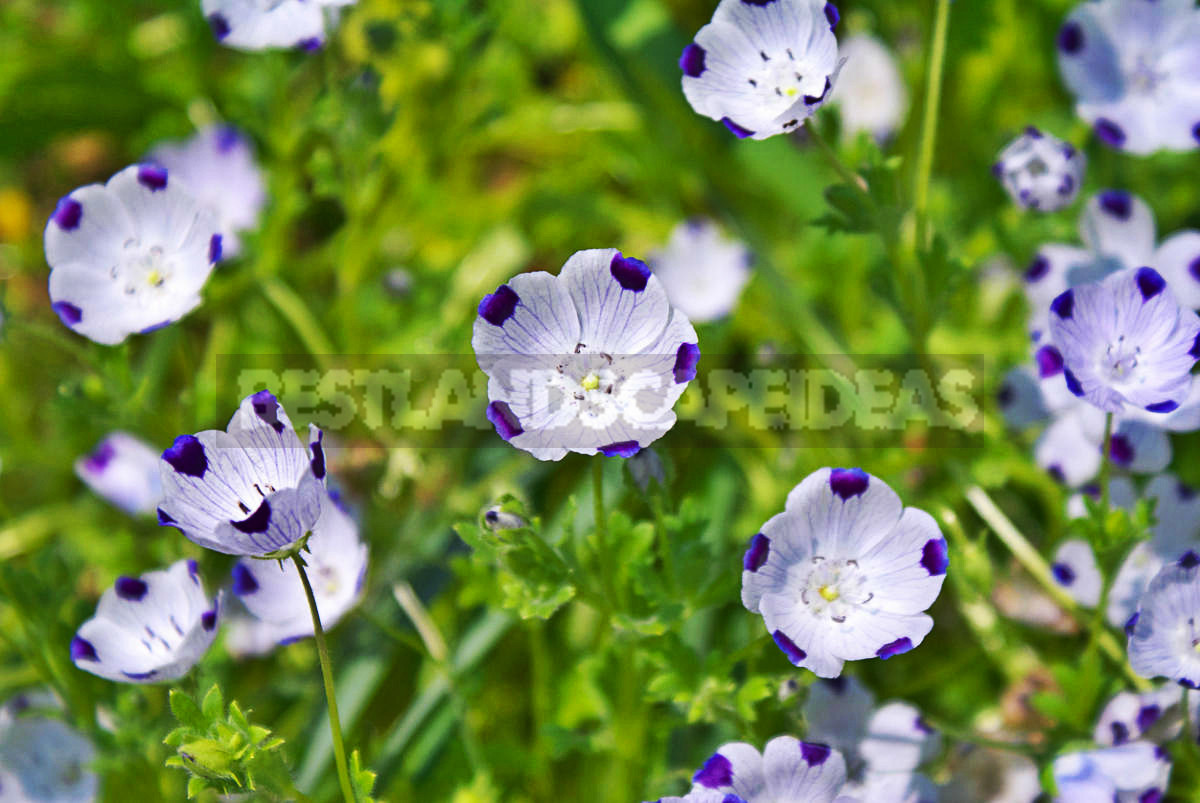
top-left (70, 559), bottom-right (220, 683)
top-left (1128, 551), bottom-right (1200, 688)
top-left (148, 125), bottom-right (266, 259)
top-left (1057, 0), bottom-right (1200, 155)
top-left (1052, 741), bottom-right (1171, 803)
top-left (157, 389), bottom-right (326, 558)
top-left (201, 0), bottom-right (355, 52)
top-left (75, 431), bottom-right (163, 516)
top-left (680, 0), bottom-right (841, 140)
top-left (741, 467), bottom-right (949, 678)
top-left (648, 219), bottom-right (751, 324)
top-left (681, 736), bottom-right (849, 802)
top-left (1048, 267), bottom-right (1200, 414)
top-left (993, 126), bottom-right (1085, 212)
top-left (472, 248), bottom-right (699, 461)
top-left (829, 33), bottom-right (907, 143)
top-left (44, 164), bottom-right (222, 345)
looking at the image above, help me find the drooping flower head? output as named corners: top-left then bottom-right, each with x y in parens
top-left (1057, 0), bottom-right (1200, 154)
top-left (1051, 741), bottom-right (1171, 803)
top-left (680, 0), bottom-right (840, 140)
top-left (0, 696), bottom-right (97, 803)
top-left (648, 219), bottom-right (751, 323)
top-left (1128, 553), bottom-right (1200, 688)
top-left (1094, 684), bottom-right (1187, 747)
top-left (742, 468), bottom-right (949, 678)
top-left (148, 126), bottom-right (266, 258)
top-left (687, 736), bottom-right (849, 802)
top-left (472, 248), bottom-right (699, 461)
top-left (70, 559), bottom-right (220, 683)
top-left (993, 127), bottom-right (1086, 212)
top-left (74, 432), bottom-right (162, 516)
top-left (44, 164), bottom-right (222, 345)
top-left (202, 0), bottom-right (355, 52)
top-left (157, 390), bottom-right (326, 557)
top-left (227, 491), bottom-right (367, 654)
top-left (1048, 267), bottom-right (1200, 414)
top-left (829, 33), bottom-right (907, 143)
top-left (1050, 538), bottom-right (1103, 607)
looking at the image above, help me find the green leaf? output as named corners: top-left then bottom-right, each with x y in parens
top-left (169, 689), bottom-right (205, 731)
top-left (200, 684), bottom-right (225, 722)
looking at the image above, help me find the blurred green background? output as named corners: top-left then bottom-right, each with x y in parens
top-left (2, 0), bottom-right (1200, 799)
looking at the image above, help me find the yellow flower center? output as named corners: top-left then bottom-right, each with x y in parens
top-left (581, 373), bottom-right (600, 392)
top-left (818, 585), bottom-right (839, 602)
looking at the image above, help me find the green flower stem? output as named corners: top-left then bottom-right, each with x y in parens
top-left (592, 459), bottom-right (619, 610)
top-left (964, 486), bottom-right (1151, 691)
top-left (292, 554), bottom-right (356, 803)
top-left (913, 0), bottom-right (951, 249)
top-left (1099, 412), bottom-right (1114, 513)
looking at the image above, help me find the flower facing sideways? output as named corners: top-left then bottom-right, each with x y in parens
top-left (44, 164), bottom-right (222, 345)
top-left (680, 0), bottom-right (841, 140)
top-left (70, 559), bottom-right (220, 683)
top-left (1128, 553), bottom-right (1200, 688)
top-left (652, 736), bottom-right (850, 803)
top-left (74, 431), bottom-right (162, 516)
top-left (1052, 741), bottom-right (1171, 803)
top-left (157, 389), bottom-right (326, 558)
top-left (648, 219), bottom-right (751, 324)
top-left (202, 0), bottom-right (356, 52)
top-left (742, 468), bottom-right (949, 678)
top-left (472, 248), bottom-right (699, 461)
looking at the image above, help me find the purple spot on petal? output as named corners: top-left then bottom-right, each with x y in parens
top-left (216, 126), bottom-right (241, 153)
top-left (876, 636), bottom-right (914, 660)
top-left (486, 400), bottom-right (523, 441)
top-left (208, 13), bottom-right (230, 40)
top-left (921, 538), bottom-right (949, 575)
top-left (1125, 611), bottom-right (1139, 636)
top-left (996, 383), bottom-right (1014, 407)
top-left (1059, 175), bottom-right (1076, 195)
top-left (1146, 400), bottom-right (1178, 413)
top-left (232, 563), bottom-right (259, 595)
top-left (1179, 550), bottom-right (1200, 569)
top-left (163, 435), bottom-right (207, 478)
top-left (1136, 704), bottom-right (1161, 732)
top-left (478, 284), bottom-right (519, 326)
top-left (1063, 368), bottom-right (1084, 397)
top-left (1110, 721), bottom-right (1130, 745)
top-left (250, 390), bottom-right (285, 433)
top-left (1024, 126), bottom-right (1043, 139)
top-left (693, 753), bottom-right (733, 788)
top-left (743, 533), bottom-right (770, 572)
top-left (70, 636), bottom-right (98, 662)
top-left (231, 499), bottom-right (271, 534)
top-left (1052, 562), bottom-right (1076, 585)
top-left (1180, 678), bottom-right (1199, 690)
top-left (1140, 790), bottom-right (1163, 803)
top-left (1036, 345), bottom-right (1064, 378)
top-left (599, 440), bottom-right (640, 458)
top-left (1048, 465), bottom-right (1066, 484)
top-left (829, 467), bottom-right (869, 499)
top-left (137, 164), bottom-right (168, 191)
top-left (310, 430), bottom-right (325, 479)
top-left (1194, 122), bottom-right (1200, 145)
top-left (1109, 434), bottom-right (1134, 467)
top-left (1058, 21), bottom-right (1084, 52)
top-left (1191, 331), bottom-right (1200, 359)
top-left (209, 233), bottom-right (223, 264)
top-left (1051, 289), bottom-right (1074, 319)
top-left (673, 342), bottom-right (700, 383)
top-left (800, 742), bottom-right (831, 766)
top-left (298, 37), bottom-right (323, 52)
top-left (823, 677), bottom-right (847, 694)
top-left (722, 117), bottom-right (755, 139)
top-left (122, 670), bottom-right (156, 681)
top-left (187, 559), bottom-right (199, 580)
top-left (52, 197), bottom-right (82, 230)
top-left (680, 43), bottom-right (706, 77)
top-left (83, 440), bottom-right (116, 474)
top-left (823, 3), bottom-right (839, 28)
top-left (772, 629), bottom-right (806, 664)
top-left (157, 507), bottom-right (177, 526)
top-left (610, 253), bottom-right (651, 291)
top-left (1025, 255), bottom-right (1050, 282)
top-left (803, 76), bottom-right (833, 106)
top-left (914, 716), bottom-right (934, 734)
top-left (1187, 257), bottom-right (1200, 284)
top-left (1095, 118), bottom-right (1126, 148)
top-left (1135, 267), bottom-right (1165, 300)
top-left (201, 609), bottom-right (217, 631)
top-left (52, 301), bottom-right (82, 326)
top-left (140, 319), bottom-right (172, 334)
top-left (991, 161), bottom-right (1004, 179)
top-left (115, 576), bottom-right (149, 601)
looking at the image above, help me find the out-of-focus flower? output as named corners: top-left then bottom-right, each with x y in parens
top-left (158, 390), bottom-right (325, 558)
top-left (44, 164), bottom-right (222, 345)
top-left (942, 745), bottom-right (1041, 803)
top-left (830, 34), bottom-right (907, 142)
top-left (1052, 741), bottom-right (1170, 802)
top-left (1057, 0), bottom-right (1200, 155)
top-left (1094, 684), bottom-right (1187, 746)
top-left (0, 695), bottom-right (96, 802)
top-left (74, 432), bottom-right (162, 515)
top-left (1050, 538), bottom-right (1103, 607)
top-left (993, 127), bottom-right (1085, 212)
top-left (680, 0), bottom-right (841, 140)
top-left (648, 219), bottom-right (751, 324)
top-left (742, 468), bottom-right (948, 677)
top-left (148, 126), bottom-right (265, 258)
top-left (472, 249), bottom-right (699, 461)
top-left (201, 0), bottom-right (355, 52)
top-left (70, 559), bottom-right (220, 683)
top-left (1128, 553), bottom-right (1200, 687)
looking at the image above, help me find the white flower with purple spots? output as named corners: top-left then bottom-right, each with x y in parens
top-left (227, 491), bottom-right (366, 653)
top-left (69, 559), bottom-right (220, 684)
top-left (1048, 266), bottom-right (1200, 414)
top-left (829, 33), bottom-right (907, 143)
top-left (472, 248), bottom-right (699, 461)
top-left (1057, 0), bottom-right (1200, 155)
top-left (1050, 539), bottom-right (1103, 607)
top-left (1094, 685), bottom-right (1186, 746)
top-left (157, 389), bottom-right (326, 557)
top-left (0, 697), bottom-right (96, 803)
top-left (648, 219), bottom-right (751, 324)
top-left (742, 468), bottom-right (948, 678)
top-left (44, 164), bottom-right (222, 345)
top-left (1051, 741), bottom-right (1170, 803)
top-left (202, 0), bottom-right (354, 52)
top-left (148, 126), bottom-right (266, 258)
top-left (686, 736), bottom-right (850, 802)
top-left (680, 0), bottom-right (841, 140)
top-left (74, 432), bottom-right (162, 516)
top-left (993, 127), bottom-right (1085, 212)
top-left (1128, 552), bottom-right (1200, 688)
